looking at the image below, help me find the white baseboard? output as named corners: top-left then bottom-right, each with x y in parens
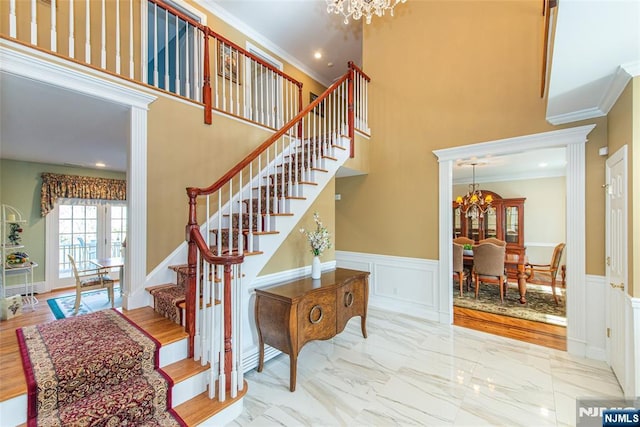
top-left (3, 280), bottom-right (46, 297)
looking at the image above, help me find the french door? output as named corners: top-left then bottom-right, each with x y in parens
top-left (46, 200), bottom-right (127, 289)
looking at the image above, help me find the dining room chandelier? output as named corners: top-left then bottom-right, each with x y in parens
top-left (326, 0), bottom-right (407, 25)
top-left (455, 163), bottom-right (493, 219)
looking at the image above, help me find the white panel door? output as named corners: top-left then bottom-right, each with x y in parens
top-left (605, 145), bottom-right (628, 391)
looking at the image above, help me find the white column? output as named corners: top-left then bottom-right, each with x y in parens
top-left (566, 140), bottom-right (587, 355)
top-left (438, 159), bottom-right (453, 324)
top-left (123, 106), bottom-right (148, 310)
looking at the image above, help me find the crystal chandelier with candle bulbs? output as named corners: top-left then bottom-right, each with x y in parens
top-left (456, 163), bottom-right (493, 219)
top-left (327, 0), bottom-right (407, 25)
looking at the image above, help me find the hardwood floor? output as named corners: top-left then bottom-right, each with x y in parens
top-left (454, 306), bottom-right (567, 351)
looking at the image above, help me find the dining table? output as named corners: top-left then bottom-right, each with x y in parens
top-left (463, 253), bottom-right (529, 304)
top-left (90, 257), bottom-right (125, 295)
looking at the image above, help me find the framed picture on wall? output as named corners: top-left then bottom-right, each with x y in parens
top-left (310, 92), bottom-right (324, 117)
top-left (218, 41), bottom-right (241, 84)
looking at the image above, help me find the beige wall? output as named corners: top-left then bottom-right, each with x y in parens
top-left (0, 159), bottom-right (125, 283)
top-left (608, 77), bottom-right (638, 297)
top-left (336, 0), bottom-right (607, 277)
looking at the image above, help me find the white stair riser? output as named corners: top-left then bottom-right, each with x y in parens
top-left (159, 338), bottom-right (188, 368)
top-left (171, 369), bottom-right (209, 407)
top-left (0, 394), bottom-right (27, 426)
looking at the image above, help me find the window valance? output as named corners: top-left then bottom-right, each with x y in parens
top-left (40, 173), bottom-right (126, 216)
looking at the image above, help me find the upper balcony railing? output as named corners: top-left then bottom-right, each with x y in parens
top-left (2, 0), bottom-right (303, 129)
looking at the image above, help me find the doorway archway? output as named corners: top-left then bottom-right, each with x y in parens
top-left (434, 124), bottom-right (595, 357)
top-left (1, 45), bottom-right (156, 309)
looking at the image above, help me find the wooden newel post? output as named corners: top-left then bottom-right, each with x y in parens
top-left (297, 83), bottom-right (303, 138)
top-left (223, 262), bottom-right (233, 390)
top-left (347, 64), bottom-right (355, 158)
top-left (185, 188), bottom-right (199, 358)
top-left (203, 29), bottom-right (212, 125)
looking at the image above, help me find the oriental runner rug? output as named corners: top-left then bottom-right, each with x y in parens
top-left (16, 309), bottom-right (185, 426)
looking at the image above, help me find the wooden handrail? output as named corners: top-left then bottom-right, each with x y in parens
top-left (148, 0), bottom-right (301, 86)
top-left (186, 70), bottom-right (351, 197)
top-left (147, 0), bottom-right (207, 32)
top-left (210, 29), bottom-right (302, 87)
top-left (348, 61), bottom-right (371, 82)
top-left (190, 227), bottom-right (244, 267)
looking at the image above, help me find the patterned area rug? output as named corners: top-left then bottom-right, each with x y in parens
top-left (46, 287), bottom-right (121, 319)
top-left (453, 281), bottom-right (566, 326)
top-left (16, 309), bottom-right (185, 426)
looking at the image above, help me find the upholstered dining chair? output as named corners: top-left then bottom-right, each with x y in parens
top-left (453, 236), bottom-right (474, 246)
top-left (68, 254), bottom-right (115, 314)
top-left (525, 242), bottom-right (566, 305)
top-left (472, 242), bottom-right (507, 303)
top-left (479, 237), bottom-right (506, 247)
top-left (452, 243), bottom-right (466, 296)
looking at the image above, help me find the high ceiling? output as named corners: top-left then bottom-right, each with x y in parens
top-left (1, 0), bottom-right (638, 176)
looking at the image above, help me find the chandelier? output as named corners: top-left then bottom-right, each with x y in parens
top-left (455, 163), bottom-right (493, 219)
top-left (327, 0), bottom-right (407, 25)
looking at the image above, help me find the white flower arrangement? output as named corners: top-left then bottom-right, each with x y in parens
top-left (299, 212), bottom-right (332, 257)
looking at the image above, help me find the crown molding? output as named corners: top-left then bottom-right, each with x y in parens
top-left (598, 63), bottom-right (637, 116)
top-left (546, 106), bottom-right (605, 126)
top-left (0, 40), bottom-right (156, 109)
top-left (547, 61), bottom-right (640, 125)
top-left (194, 0), bottom-right (331, 87)
top-left (433, 125), bottom-right (596, 162)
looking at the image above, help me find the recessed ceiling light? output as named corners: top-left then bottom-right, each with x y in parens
top-left (538, 162), bottom-right (548, 168)
top-left (314, 51), bottom-right (322, 59)
top-left (96, 162), bottom-right (106, 168)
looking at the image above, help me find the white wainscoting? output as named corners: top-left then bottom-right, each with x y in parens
top-left (630, 296), bottom-right (640, 397)
top-left (3, 281), bottom-right (46, 298)
top-left (336, 251), bottom-right (440, 322)
top-left (585, 274), bottom-right (640, 396)
top-left (585, 274), bottom-right (606, 360)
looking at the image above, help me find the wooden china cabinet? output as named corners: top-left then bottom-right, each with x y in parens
top-left (452, 190), bottom-right (526, 259)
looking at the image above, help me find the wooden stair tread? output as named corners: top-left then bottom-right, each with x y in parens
top-left (177, 298), bottom-right (221, 310)
top-left (162, 358), bottom-right (209, 384)
top-left (145, 283), bottom-right (177, 293)
top-left (173, 382), bottom-right (248, 426)
top-left (122, 307), bottom-right (187, 346)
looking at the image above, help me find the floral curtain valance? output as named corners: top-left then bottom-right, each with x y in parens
top-left (40, 173), bottom-right (126, 216)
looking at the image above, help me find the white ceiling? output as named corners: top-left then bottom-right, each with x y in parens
top-left (0, 0), bottom-right (638, 175)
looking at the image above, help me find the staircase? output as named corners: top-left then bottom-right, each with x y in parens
top-left (139, 64), bottom-right (370, 423)
top-left (0, 0), bottom-right (373, 423)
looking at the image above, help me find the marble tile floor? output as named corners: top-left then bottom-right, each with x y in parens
top-left (230, 307), bottom-right (623, 427)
